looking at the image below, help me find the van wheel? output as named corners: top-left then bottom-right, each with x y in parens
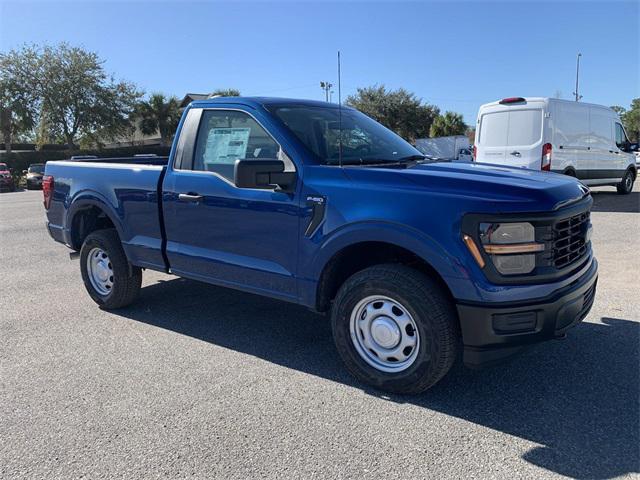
top-left (80, 229), bottom-right (142, 309)
top-left (616, 170), bottom-right (634, 194)
top-left (331, 264), bottom-right (458, 395)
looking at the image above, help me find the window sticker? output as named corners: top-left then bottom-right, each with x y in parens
top-left (203, 128), bottom-right (251, 165)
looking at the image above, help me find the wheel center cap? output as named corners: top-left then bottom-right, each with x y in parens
top-left (96, 261), bottom-right (110, 281)
top-left (371, 316), bottom-right (401, 349)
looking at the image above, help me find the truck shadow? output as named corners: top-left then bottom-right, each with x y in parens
top-left (590, 190), bottom-right (639, 213)
top-left (116, 277), bottom-right (639, 479)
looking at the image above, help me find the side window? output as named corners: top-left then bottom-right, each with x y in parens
top-left (192, 110), bottom-right (280, 181)
top-left (615, 122), bottom-right (628, 149)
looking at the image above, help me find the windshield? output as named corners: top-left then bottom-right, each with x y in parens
top-left (269, 105), bottom-right (422, 164)
top-left (28, 164), bottom-right (45, 174)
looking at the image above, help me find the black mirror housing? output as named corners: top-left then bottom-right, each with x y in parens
top-left (234, 159), bottom-right (296, 193)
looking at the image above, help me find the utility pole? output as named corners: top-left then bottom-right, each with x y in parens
top-left (320, 81), bottom-right (333, 102)
top-left (573, 53), bottom-right (583, 102)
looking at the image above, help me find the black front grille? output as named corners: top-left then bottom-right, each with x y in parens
top-left (552, 211), bottom-right (590, 269)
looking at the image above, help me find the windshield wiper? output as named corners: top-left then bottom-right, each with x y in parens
top-left (327, 155), bottom-right (429, 168)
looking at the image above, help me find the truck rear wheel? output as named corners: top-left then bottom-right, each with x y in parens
top-left (80, 229), bottom-right (142, 309)
top-left (331, 264), bottom-right (458, 394)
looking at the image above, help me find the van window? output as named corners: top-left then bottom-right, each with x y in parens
top-left (479, 112), bottom-right (509, 146)
top-left (615, 122), bottom-right (628, 148)
top-left (507, 110), bottom-right (542, 146)
top-left (479, 109), bottom-right (542, 147)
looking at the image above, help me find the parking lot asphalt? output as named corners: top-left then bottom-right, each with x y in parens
top-left (1, 185), bottom-right (638, 479)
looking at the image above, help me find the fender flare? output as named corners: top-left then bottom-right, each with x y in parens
top-left (307, 221), bottom-right (465, 285)
top-left (65, 191), bottom-right (125, 249)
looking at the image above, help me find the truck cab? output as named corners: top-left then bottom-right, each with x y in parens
top-left (44, 97), bottom-right (598, 394)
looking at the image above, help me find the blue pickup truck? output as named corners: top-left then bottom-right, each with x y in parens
top-left (44, 97), bottom-right (598, 394)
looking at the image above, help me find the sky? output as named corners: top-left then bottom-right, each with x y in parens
top-left (0, 0), bottom-right (638, 123)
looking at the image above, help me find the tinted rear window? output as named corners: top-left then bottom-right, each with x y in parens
top-left (479, 109), bottom-right (542, 147)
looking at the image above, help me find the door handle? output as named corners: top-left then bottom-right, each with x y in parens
top-left (510, 151), bottom-right (521, 157)
top-left (178, 193), bottom-right (203, 202)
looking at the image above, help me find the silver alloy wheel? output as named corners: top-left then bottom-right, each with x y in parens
top-left (349, 295), bottom-right (420, 373)
top-left (87, 247), bottom-right (114, 296)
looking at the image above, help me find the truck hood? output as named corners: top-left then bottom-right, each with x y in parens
top-left (348, 162), bottom-right (590, 212)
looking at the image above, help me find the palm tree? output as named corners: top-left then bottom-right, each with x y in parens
top-left (429, 112), bottom-right (467, 137)
top-left (137, 94), bottom-right (180, 147)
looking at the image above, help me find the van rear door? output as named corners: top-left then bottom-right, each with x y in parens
top-left (476, 101), bottom-right (544, 170)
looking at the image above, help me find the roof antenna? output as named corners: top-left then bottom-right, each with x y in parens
top-left (338, 50), bottom-right (343, 168)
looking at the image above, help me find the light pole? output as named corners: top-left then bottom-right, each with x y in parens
top-left (573, 53), bottom-right (583, 102)
top-left (320, 81), bottom-right (333, 102)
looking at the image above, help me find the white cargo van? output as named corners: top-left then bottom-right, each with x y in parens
top-left (474, 97), bottom-right (638, 194)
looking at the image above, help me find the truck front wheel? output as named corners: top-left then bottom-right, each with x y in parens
top-left (331, 264), bottom-right (458, 394)
top-left (80, 229), bottom-right (142, 309)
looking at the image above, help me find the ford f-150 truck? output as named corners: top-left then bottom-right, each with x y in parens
top-left (44, 97), bottom-right (598, 394)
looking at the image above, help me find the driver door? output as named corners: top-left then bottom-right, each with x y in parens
top-left (162, 108), bottom-right (301, 302)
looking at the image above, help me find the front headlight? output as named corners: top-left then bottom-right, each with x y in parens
top-left (477, 222), bottom-right (544, 275)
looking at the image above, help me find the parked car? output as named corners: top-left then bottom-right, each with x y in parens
top-left (0, 163), bottom-right (16, 192)
top-left (25, 163), bottom-right (45, 189)
top-left (474, 97), bottom-right (638, 194)
top-left (43, 97), bottom-right (598, 394)
top-left (457, 147), bottom-right (473, 162)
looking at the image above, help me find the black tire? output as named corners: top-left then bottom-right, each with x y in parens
top-left (331, 264), bottom-right (458, 395)
top-left (80, 228), bottom-right (142, 309)
top-left (564, 169), bottom-right (576, 178)
top-left (616, 169), bottom-right (635, 194)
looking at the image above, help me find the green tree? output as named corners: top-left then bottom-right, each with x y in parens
top-left (429, 112), bottom-right (467, 137)
top-left (210, 88), bottom-right (241, 97)
top-left (136, 93), bottom-right (181, 147)
top-left (40, 44), bottom-right (141, 147)
top-left (610, 105), bottom-right (626, 116)
top-left (7, 43), bottom-right (140, 148)
top-left (346, 85), bottom-right (439, 142)
top-left (0, 46), bottom-right (39, 154)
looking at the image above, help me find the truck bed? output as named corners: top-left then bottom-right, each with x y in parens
top-left (44, 159), bottom-right (168, 271)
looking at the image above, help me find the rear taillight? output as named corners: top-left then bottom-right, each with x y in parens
top-left (472, 145), bottom-right (477, 161)
top-left (541, 143), bottom-right (552, 171)
top-left (43, 175), bottom-right (54, 209)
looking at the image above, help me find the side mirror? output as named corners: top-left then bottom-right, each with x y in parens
top-left (629, 143), bottom-right (639, 152)
top-left (22, 170), bottom-right (27, 175)
top-left (234, 159), bottom-right (296, 193)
